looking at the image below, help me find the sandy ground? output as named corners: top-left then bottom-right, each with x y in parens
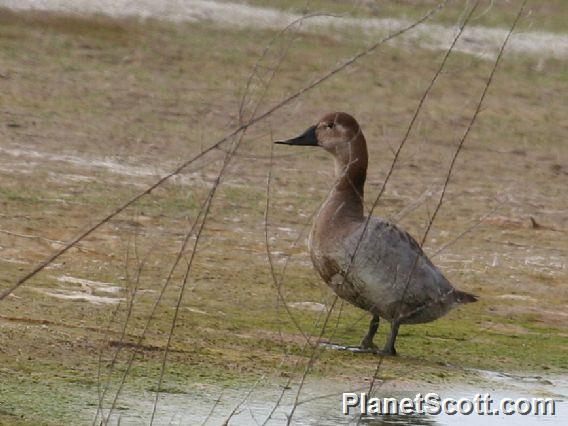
top-left (2, 0), bottom-right (568, 59)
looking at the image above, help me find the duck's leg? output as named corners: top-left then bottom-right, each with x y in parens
top-left (360, 314), bottom-right (380, 351)
top-left (382, 320), bottom-right (400, 356)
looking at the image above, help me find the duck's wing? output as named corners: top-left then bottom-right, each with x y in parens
top-left (345, 217), bottom-right (460, 322)
top-left (370, 220), bottom-right (477, 303)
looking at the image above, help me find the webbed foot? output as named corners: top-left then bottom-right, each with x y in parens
top-left (359, 338), bottom-right (379, 353)
top-left (378, 346), bottom-right (397, 356)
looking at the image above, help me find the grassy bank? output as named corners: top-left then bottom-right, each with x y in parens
top-left (0, 3), bottom-right (566, 424)
top-left (237, 0), bottom-right (568, 33)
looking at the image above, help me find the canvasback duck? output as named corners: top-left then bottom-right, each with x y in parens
top-left (276, 112), bottom-right (477, 355)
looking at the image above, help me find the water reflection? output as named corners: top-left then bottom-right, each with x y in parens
top-left (359, 413), bottom-right (438, 425)
top-left (102, 374), bottom-right (568, 425)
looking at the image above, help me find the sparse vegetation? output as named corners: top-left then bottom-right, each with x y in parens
top-left (0, 2), bottom-right (566, 424)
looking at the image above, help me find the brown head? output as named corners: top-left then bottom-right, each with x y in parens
top-left (276, 112), bottom-right (368, 194)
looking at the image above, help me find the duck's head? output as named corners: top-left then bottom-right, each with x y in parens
top-left (276, 112), bottom-right (367, 181)
top-left (275, 111), bottom-right (360, 149)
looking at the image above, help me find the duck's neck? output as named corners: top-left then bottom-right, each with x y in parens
top-left (325, 134), bottom-right (368, 223)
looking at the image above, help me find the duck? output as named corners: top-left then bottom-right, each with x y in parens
top-left (276, 112), bottom-right (477, 355)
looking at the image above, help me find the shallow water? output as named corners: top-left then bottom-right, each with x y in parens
top-left (100, 372), bottom-right (567, 425)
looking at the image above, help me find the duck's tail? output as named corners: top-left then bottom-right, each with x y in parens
top-left (455, 290), bottom-right (478, 304)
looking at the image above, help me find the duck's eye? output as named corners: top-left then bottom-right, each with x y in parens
top-left (326, 122), bottom-right (335, 129)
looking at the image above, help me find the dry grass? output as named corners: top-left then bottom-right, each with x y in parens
top-left (0, 3), bottom-right (566, 424)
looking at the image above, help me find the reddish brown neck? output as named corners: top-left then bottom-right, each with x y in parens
top-left (331, 132), bottom-right (368, 219)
